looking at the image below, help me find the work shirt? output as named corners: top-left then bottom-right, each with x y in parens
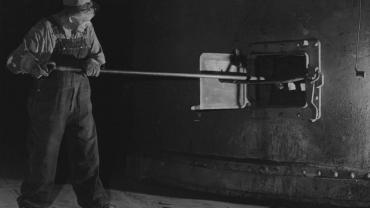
top-left (6, 14), bottom-right (105, 75)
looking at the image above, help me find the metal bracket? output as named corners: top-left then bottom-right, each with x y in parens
top-left (248, 39), bottom-right (323, 122)
top-left (192, 40), bottom-right (323, 122)
top-left (303, 41), bottom-right (324, 122)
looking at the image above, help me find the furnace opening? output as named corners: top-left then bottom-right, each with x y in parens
top-left (248, 54), bottom-right (307, 107)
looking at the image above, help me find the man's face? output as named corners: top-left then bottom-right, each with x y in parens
top-left (71, 9), bottom-right (95, 28)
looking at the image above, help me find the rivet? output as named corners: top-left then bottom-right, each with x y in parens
top-left (297, 113), bottom-right (302, 118)
top-left (333, 171), bottom-right (339, 178)
top-left (350, 172), bottom-right (356, 179)
top-left (366, 173), bottom-right (370, 179)
top-left (317, 170), bottom-right (322, 177)
top-left (302, 170), bottom-right (307, 176)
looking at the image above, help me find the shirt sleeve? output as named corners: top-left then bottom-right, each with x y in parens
top-left (88, 24), bottom-right (106, 65)
top-left (6, 19), bottom-right (55, 74)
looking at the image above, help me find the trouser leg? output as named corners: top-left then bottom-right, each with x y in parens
top-left (67, 91), bottom-right (108, 208)
top-left (18, 92), bottom-right (67, 208)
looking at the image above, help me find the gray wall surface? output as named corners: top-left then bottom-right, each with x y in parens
top-left (131, 0), bottom-right (370, 169)
top-left (127, 0), bottom-right (370, 205)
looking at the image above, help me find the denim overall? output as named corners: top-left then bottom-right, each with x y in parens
top-left (18, 17), bottom-right (108, 208)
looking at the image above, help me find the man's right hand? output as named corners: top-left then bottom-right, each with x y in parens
top-left (29, 61), bottom-right (49, 79)
top-left (20, 53), bottom-right (49, 79)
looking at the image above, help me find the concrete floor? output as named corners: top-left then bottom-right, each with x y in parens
top-left (0, 178), bottom-right (267, 208)
top-left (0, 141), bottom-right (268, 208)
top-left (0, 155), bottom-right (343, 208)
top-left (0, 147), bottom-right (343, 208)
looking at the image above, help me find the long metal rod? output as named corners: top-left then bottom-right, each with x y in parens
top-left (53, 66), bottom-right (305, 84)
top-left (101, 69), bottom-right (250, 80)
top-left (55, 66), bottom-right (248, 80)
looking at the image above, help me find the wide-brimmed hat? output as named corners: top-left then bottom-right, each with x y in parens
top-left (63, 0), bottom-right (99, 13)
top-left (63, 0), bottom-right (90, 7)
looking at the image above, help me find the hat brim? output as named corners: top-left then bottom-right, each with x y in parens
top-left (64, 1), bottom-right (100, 14)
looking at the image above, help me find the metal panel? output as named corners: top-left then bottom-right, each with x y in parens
top-left (129, 0), bottom-right (370, 206)
top-left (248, 39), bottom-right (324, 122)
top-left (192, 53), bottom-right (248, 110)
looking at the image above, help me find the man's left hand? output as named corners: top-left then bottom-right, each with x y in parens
top-left (84, 58), bottom-right (101, 77)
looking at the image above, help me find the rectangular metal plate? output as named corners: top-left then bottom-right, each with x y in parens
top-left (192, 53), bottom-right (248, 110)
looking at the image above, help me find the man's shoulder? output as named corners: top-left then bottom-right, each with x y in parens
top-left (84, 21), bottom-right (97, 38)
top-left (29, 17), bottom-right (54, 34)
top-left (85, 21), bottom-right (95, 32)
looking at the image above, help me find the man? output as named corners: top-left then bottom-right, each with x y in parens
top-left (6, 0), bottom-right (115, 207)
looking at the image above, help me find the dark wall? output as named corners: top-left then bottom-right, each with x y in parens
top-left (87, 0), bottom-right (133, 184)
top-left (1, 0), bottom-right (63, 176)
